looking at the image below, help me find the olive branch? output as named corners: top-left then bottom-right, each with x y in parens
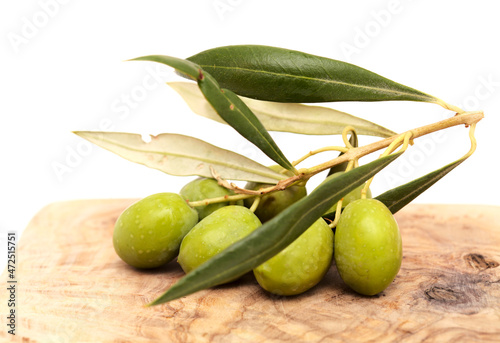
top-left (74, 45), bottom-right (484, 305)
top-left (190, 110), bottom-right (482, 209)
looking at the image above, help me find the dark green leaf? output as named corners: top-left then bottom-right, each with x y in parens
top-left (376, 157), bottom-right (467, 214)
top-left (130, 55), bottom-right (295, 172)
top-left (187, 45), bottom-right (439, 104)
top-left (129, 55), bottom-right (200, 80)
top-left (197, 73), bottom-right (295, 171)
top-left (148, 152), bottom-right (401, 306)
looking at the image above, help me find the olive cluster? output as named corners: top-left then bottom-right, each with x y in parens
top-left (113, 173), bottom-right (402, 296)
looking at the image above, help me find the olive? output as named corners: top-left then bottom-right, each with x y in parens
top-left (180, 177), bottom-right (243, 220)
top-left (334, 199), bottom-right (402, 295)
top-left (253, 218), bottom-right (334, 296)
top-left (244, 166), bottom-right (307, 223)
top-left (322, 171), bottom-right (372, 215)
top-left (113, 193), bottom-right (198, 269)
top-left (177, 205), bottom-right (262, 280)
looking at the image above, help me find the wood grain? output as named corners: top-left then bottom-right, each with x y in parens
top-left (1, 200), bottom-right (499, 342)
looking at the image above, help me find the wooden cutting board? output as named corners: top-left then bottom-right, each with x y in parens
top-left (1, 200), bottom-right (499, 342)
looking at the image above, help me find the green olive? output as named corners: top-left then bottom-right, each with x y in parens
top-left (180, 177), bottom-right (243, 220)
top-left (244, 166), bottom-right (307, 223)
top-left (334, 199), bottom-right (402, 295)
top-left (178, 206), bottom-right (262, 280)
top-left (113, 193), bottom-right (198, 269)
top-left (254, 218), bottom-right (334, 296)
top-left (322, 171), bottom-right (372, 215)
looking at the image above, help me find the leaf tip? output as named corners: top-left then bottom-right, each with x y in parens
top-left (73, 130), bottom-right (87, 138)
top-left (125, 56), bottom-right (145, 63)
top-left (144, 301), bottom-right (157, 308)
top-left (146, 293), bottom-right (177, 307)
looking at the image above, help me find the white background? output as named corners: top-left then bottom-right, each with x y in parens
top-left (1, 0), bottom-right (499, 269)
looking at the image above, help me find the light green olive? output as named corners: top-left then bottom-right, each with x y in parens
top-left (322, 171), bottom-right (372, 215)
top-left (180, 177), bottom-right (243, 220)
top-left (244, 166), bottom-right (307, 223)
top-left (113, 193), bottom-right (198, 269)
top-left (254, 218), bottom-right (334, 296)
top-left (334, 198), bottom-right (402, 295)
top-left (178, 206), bottom-right (262, 280)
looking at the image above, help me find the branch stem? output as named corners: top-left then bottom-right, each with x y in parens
top-left (306, 110), bottom-right (483, 177)
top-left (188, 193), bottom-right (254, 208)
top-left (192, 111), bottom-right (483, 208)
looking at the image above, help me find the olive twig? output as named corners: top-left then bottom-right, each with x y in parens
top-left (210, 165), bottom-right (306, 196)
top-left (306, 110), bottom-right (483, 178)
top-left (464, 123), bottom-right (477, 159)
top-left (192, 111), bottom-right (483, 209)
top-left (292, 146), bottom-right (349, 167)
top-left (292, 126), bottom-right (356, 168)
top-left (342, 126), bottom-right (357, 150)
top-left (188, 193), bottom-right (254, 208)
top-left (435, 99), bottom-right (465, 114)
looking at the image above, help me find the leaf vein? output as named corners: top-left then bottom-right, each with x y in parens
top-left (198, 64), bottom-right (432, 101)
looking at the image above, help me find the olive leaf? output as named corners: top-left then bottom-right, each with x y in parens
top-left (198, 73), bottom-right (295, 172)
top-left (186, 45), bottom-right (443, 105)
top-left (148, 152), bottom-right (401, 306)
top-left (129, 55), bottom-right (295, 172)
top-left (74, 131), bottom-right (286, 183)
top-left (376, 156), bottom-right (468, 214)
top-left (169, 82), bottom-right (396, 138)
top-left (322, 151), bottom-right (470, 222)
top-left (131, 55), bottom-right (200, 80)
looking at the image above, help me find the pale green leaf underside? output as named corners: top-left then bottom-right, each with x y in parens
top-left (74, 131), bottom-right (286, 183)
top-left (169, 82), bottom-right (397, 138)
top-left (130, 55), bottom-right (294, 172)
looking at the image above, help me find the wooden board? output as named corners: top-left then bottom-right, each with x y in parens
top-left (1, 199), bottom-right (499, 342)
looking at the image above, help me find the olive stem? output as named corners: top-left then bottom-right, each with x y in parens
top-left (306, 110), bottom-right (483, 177)
top-left (192, 111), bottom-right (483, 208)
top-left (188, 193), bottom-right (254, 208)
top-left (249, 197), bottom-right (261, 213)
top-left (292, 146), bottom-right (349, 167)
top-left (464, 123), bottom-right (477, 159)
top-left (328, 160), bottom-right (354, 229)
top-left (436, 99), bottom-right (465, 114)
top-left (342, 126), bottom-right (357, 149)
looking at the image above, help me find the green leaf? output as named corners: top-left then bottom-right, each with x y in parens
top-left (74, 131), bottom-right (286, 183)
top-left (129, 55), bottom-right (200, 80)
top-left (186, 45), bottom-right (440, 104)
top-left (130, 55), bottom-right (295, 172)
top-left (375, 156), bottom-right (467, 214)
top-left (148, 152), bottom-right (401, 306)
top-left (169, 82), bottom-right (397, 138)
top-left (198, 73), bottom-right (295, 172)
